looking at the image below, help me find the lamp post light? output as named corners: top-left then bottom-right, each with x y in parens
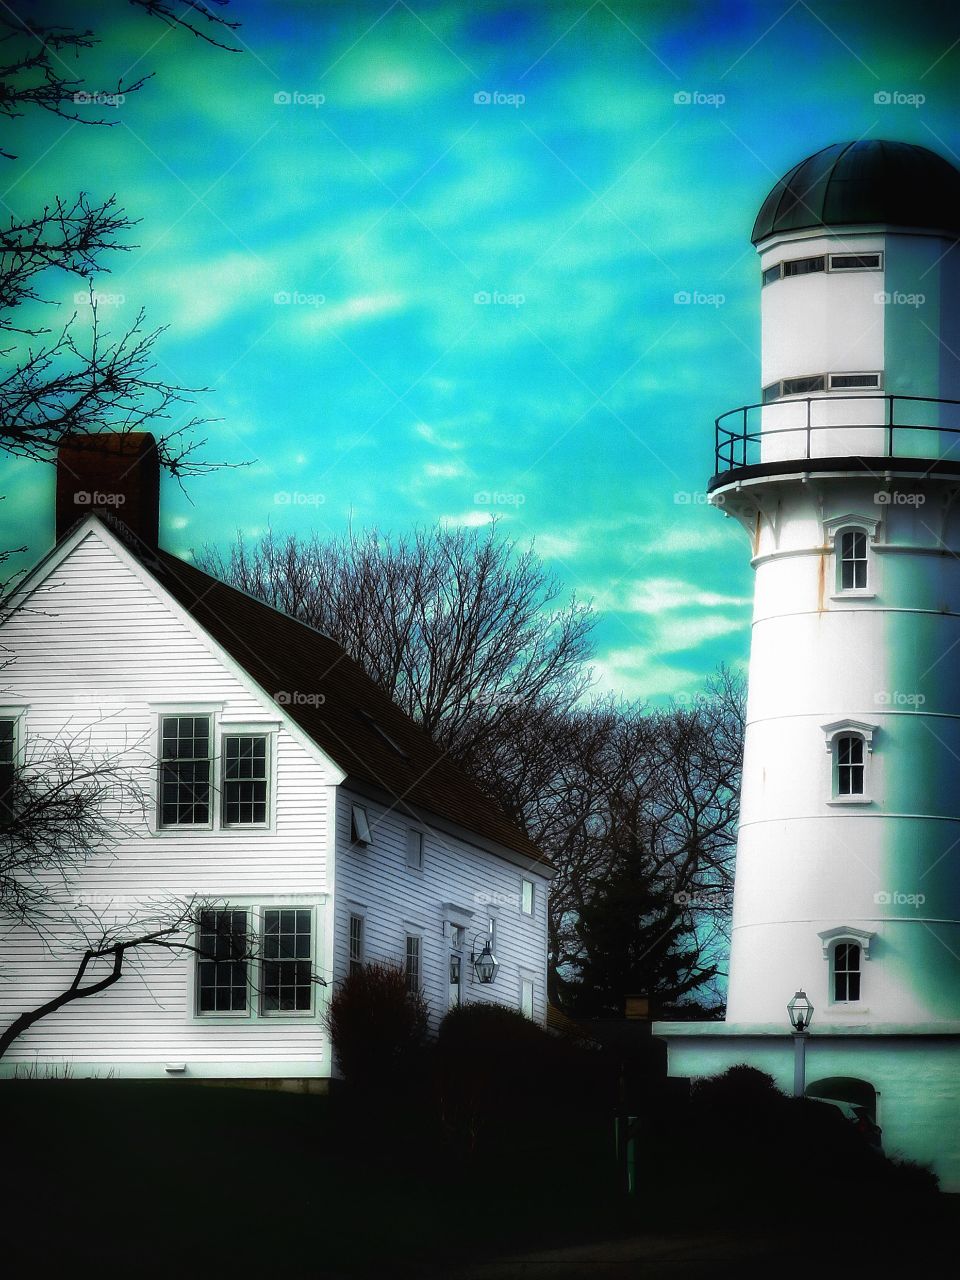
top-left (787, 989), bottom-right (814, 1098)
top-left (471, 934), bottom-right (499, 985)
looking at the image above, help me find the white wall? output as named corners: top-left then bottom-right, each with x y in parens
top-left (333, 785), bottom-right (550, 1033)
top-left (656, 1028), bottom-right (960, 1191)
top-left (0, 526), bottom-right (336, 1078)
top-left (714, 474), bottom-right (960, 1027)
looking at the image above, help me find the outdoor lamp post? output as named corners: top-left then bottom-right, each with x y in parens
top-left (787, 989), bottom-right (814, 1098)
top-left (471, 935), bottom-right (499, 984)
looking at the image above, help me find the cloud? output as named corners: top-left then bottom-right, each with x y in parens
top-left (423, 461), bottom-right (465, 479)
top-left (440, 510), bottom-right (496, 528)
top-left (589, 576), bottom-right (751, 614)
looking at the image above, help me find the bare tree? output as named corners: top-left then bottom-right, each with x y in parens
top-left (0, 0), bottom-right (240, 159)
top-left (0, 718), bottom-right (147, 924)
top-left (197, 523), bottom-right (597, 794)
top-left (0, 1), bottom-right (242, 483)
top-left (200, 524), bottom-right (746, 1013)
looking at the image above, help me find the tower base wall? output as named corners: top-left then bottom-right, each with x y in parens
top-left (653, 1022), bottom-right (960, 1191)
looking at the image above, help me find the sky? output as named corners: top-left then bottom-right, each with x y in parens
top-left (3, 0), bottom-right (960, 703)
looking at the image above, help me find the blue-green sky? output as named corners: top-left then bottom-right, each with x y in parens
top-left (3, 0), bottom-right (959, 701)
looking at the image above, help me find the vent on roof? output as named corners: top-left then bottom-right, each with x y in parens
top-left (356, 708), bottom-right (409, 759)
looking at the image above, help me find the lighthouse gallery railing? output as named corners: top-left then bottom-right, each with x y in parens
top-left (715, 393), bottom-right (960, 474)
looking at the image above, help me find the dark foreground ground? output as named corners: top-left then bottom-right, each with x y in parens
top-left (2, 1081), bottom-right (956, 1278)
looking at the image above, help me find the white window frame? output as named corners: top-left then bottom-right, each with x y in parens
top-left (157, 710), bottom-right (215, 830)
top-left (827, 251), bottom-right (883, 272)
top-left (220, 730), bottom-right (272, 829)
top-left (258, 905), bottom-right (316, 1018)
top-left (195, 907), bottom-right (251, 1019)
top-left (827, 371), bottom-right (882, 392)
top-left (404, 931), bottom-right (423, 993)
top-left (348, 911), bottom-right (365, 975)
top-left (822, 720), bottom-right (877, 805)
top-left (191, 896), bottom-right (325, 1023)
top-left (519, 971), bottom-right (535, 1019)
top-left (831, 940), bottom-right (863, 1004)
top-left (521, 878), bottom-right (535, 916)
top-left (0, 707), bottom-right (27, 829)
top-left (762, 251), bottom-right (882, 285)
top-left (150, 705), bottom-right (278, 834)
top-left (822, 514), bottom-right (880, 600)
top-left (406, 828), bottom-right (424, 872)
top-left (819, 925), bottom-right (873, 1009)
top-left (448, 949), bottom-right (463, 1008)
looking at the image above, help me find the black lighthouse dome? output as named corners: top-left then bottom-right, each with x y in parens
top-left (752, 139), bottom-right (960, 244)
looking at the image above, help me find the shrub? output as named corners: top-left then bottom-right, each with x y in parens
top-left (643, 1064), bottom-right (940, 1225)
top-left (323, 962), bottom-right (429, 1090)
top-left (435, 1002), bottom-right (606, 1167)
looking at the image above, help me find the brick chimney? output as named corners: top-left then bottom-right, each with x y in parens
top-left (55, 433), bottom-right (160, 549)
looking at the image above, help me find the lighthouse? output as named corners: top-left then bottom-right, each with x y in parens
top-left (655, 139), bottom-right (960, 1189)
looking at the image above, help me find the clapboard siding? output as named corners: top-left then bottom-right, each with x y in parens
top-left (333, 788), bottom-right (550, 1032)
top-left (0, 523), bottom-right (550, 1080)
top-left (0, 529), bottom-right (334, 1076)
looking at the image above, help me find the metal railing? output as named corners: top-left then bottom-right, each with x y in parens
top-left (715, 394), bottom-right (960, 474)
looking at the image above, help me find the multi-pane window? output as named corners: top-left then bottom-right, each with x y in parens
top-left (782, 255), bottom-right (825, 277)
top-left (405, 934), bottom-right (421, 993)
top-left (836, 735), bottom-right (865, 796)
top-left (197, 910), bottom-right (248, 1013)
top-left (838, 529), bottom-right (868, 590)
top-left (262, 909), bottom-right (313, 1013)
top-left (449, 953), bottom-right (462, 1006)
top-left (159, 716), bottom-right (211, 826)
top-left (829, 252), bottom-right (882, 271)
top-left (406, 829), bottom-right (424, 871)
top-left (762, 253), bottom-right (880, 286)
top-left (521, 879), bottom-right (534, 916)
top-left (349, 913), bottom-right (364, 975)
top-left (834, 942), bottom-right (861, 1002)
top-left (0, 718), bottom-right (16, 829)
top-left (221, 735), bottom-right (268, 826)
top-left (828, 372), bottom-right (881, 390)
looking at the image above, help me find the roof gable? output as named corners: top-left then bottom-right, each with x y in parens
top-left (4, 517), bottom-right (543, 865)
top-left (143, 546), bottom-right (543, 864)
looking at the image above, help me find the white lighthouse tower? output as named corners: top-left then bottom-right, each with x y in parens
top-left (656, 139), bottom-right (960, 1189)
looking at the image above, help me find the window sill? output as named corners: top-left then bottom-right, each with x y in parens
top-left (825, 1005), bottom-right (870, 1015)
top-left (829, 593), bottom-right (876, 602)
top-left (826, 797), bottom-right (873, 806)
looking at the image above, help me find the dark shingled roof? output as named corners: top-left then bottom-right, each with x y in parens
top-left (752, 140), bottom-right (960, 244)
top-left (138, 544), bottom-right (546, 869)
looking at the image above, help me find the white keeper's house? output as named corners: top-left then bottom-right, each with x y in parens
top-left (0, 436), bottom-right (551, 1082)
top-left (655, 139), bottom-right (960, 1190)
